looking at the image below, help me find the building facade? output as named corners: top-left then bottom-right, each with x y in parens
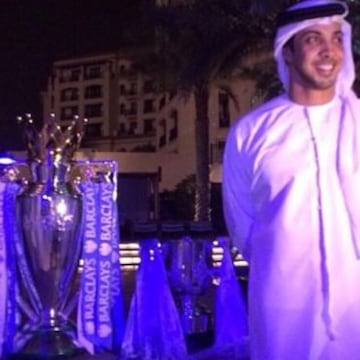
top-left (42, 49), bottom-right (257, 192)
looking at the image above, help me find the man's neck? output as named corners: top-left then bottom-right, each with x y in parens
top-left (288, 84), bottom-right (336, 106)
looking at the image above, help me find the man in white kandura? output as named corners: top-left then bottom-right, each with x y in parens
top-left (222, 0), bottom-right (360, 358)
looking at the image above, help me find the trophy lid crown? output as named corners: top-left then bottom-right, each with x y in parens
top-left (18, 113), bottom-right (87, 164)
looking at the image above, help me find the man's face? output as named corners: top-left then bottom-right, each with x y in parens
top-left (283, 21), bottom-right (344, 92)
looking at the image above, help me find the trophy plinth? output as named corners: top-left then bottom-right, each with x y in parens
top-left (9, 326), bottom-right (85, 360)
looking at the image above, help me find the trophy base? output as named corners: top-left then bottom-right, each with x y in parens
top-left (186, 330), bottom-right (214, 353)
top-left (181, 312), bottom-right (210, 335)
top-left (9, 327), bottom-right (86, 360)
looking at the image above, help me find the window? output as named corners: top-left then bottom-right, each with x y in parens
top-left (84, 65), bottom-right (102, 80)
top-left (119, 84), bottom-right (126, 95)
top-left (60, 68), bottom-right (81, 82)
top-left (169, 110), bottom-right (178, 141)
top-left (84, 104), bottom-right (103, 118)
top-left (144, 118), bottom-right (155, 134)
top-left (119, 64), bottom-right (126, 74)
top-left (128, 101), bottom-right (137, 115)
top-left (217, 141), bottom-right (225, 162)
top-left (218, 91), bottom-right (230, 128)
top-left (129, 82), bottom-right (137, 95)
top-left (119, 103), bottom-right (126, 115)
top-left (143, 80), bottom-right (155, 94)
top-left (60, 88), bottom-right (78, 102)
top-left (143, 99), bottom-right (155, 113)
top-left (128, 121), bottom-right (137, 135)
top-left (85, 123), bottom-right (102, 138)
top-left (159, 96), bottom-right (166, 110)
top-left (159, 118), bottom-right (166, 147)
top-left (85, 85), bottom-right (102, 99)
top-left (60, 106), bottom-right (78, 120)
top-left (211, 141), bottom-right (226, 163)
top-left (118, 123), bottom-right (126, 135)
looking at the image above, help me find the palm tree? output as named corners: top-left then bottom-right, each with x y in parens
top-left (250, 0), bottom-right (293, 13)
top-left (147, 0), bottom-right (275, 221)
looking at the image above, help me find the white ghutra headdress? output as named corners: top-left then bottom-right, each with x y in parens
top-left (274, 0), bottom-right (354, 96)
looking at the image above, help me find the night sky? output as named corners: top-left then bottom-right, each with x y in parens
top-left (0, 0), bottom-right (147, 150)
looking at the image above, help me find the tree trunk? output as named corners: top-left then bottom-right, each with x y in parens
top-left (193, 83), bottom-right (210, 221)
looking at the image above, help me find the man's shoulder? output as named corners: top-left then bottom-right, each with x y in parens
top-left (248, 95), bottom-right (286, 116)
top-left (232, 94), bottom-right (290, 130)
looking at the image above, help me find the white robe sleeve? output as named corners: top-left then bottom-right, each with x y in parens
top-left (222, 124), bottom-right (255, 261)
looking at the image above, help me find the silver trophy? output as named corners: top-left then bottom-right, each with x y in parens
top-left (8, 114), bottom-right (87, 359)
top-left (162, 221), bottom-right (213, 335)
